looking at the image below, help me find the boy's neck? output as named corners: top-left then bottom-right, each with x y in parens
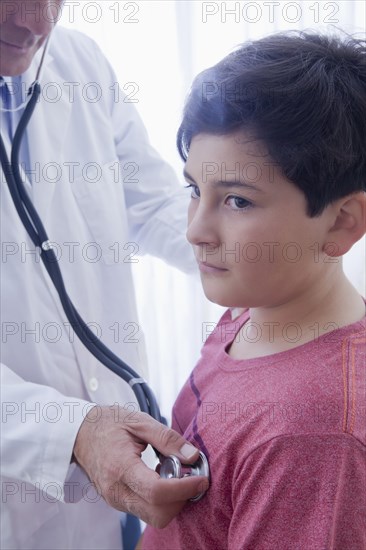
top-left (228, 270), bottom-right (365, 361)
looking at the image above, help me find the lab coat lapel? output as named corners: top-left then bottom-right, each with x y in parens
top-left (17, 52), bottom-right (97, 377)
top-left (26, 57), bottom-right (72, 224)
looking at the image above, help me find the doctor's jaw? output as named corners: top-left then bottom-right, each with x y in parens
top-left (0, 0), bottom-right (62, 76)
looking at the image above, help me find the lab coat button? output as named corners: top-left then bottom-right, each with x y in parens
top-left (89, 377), bottom-right (99, 391)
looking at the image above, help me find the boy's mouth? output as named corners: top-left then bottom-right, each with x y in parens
top-left (197, 260), bottom-right (229, 274)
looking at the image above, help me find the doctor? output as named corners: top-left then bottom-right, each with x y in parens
top-left (0, 1), bottom-right (208, 549)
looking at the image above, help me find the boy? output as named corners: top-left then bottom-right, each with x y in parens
top-left (140, 30), bottom-right (366, 549)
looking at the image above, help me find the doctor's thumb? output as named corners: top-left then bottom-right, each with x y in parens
top-left (135, 415), bottom-right (200, 464)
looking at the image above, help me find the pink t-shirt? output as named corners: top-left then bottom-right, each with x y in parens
top-left (142, 309), bottom-right (366, 550)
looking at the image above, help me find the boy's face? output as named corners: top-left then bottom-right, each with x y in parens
top-left (185, 131), bottom-right (336, 308)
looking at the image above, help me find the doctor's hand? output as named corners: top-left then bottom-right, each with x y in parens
top-left (72, 405), bottom-right (209, 528)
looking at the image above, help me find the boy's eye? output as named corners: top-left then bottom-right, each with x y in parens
top-left (226, 196), bottom-right (252, 210)
top-left (185, 184), bottom-right (200, 199)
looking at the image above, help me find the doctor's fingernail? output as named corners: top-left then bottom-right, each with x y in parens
top-left (179, 443), bottom-right (197, 459)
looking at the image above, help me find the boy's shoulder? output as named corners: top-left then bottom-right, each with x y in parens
top-left (196, 309), bottom-right (365, 447)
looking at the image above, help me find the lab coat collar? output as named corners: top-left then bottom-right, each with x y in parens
top-left (24, 37), bottom-right (72, 223)
top-left (1, 75), bottom-right (13, 86)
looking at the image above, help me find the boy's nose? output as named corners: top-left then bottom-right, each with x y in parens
top-left (186, 202), bottom-right (220, 249)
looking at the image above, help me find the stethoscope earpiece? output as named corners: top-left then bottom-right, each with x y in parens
top-left (158, 451), bottom-right (210, 502)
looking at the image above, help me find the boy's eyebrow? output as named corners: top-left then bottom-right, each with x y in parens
top-left (183, 169), bottom-right (264, 193)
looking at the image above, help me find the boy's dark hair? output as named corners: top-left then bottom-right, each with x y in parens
top-left (177, 30), bottom-right (366, 216)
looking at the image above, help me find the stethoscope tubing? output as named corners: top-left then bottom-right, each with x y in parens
top-left (0, 81), bottom-right (164, 428)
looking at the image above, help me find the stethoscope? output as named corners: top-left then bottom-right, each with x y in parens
top-left (0, 35), bottom-right (209, 501)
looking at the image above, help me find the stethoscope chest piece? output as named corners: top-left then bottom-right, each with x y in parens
top-left (159, 451), bottom-right (209, 502)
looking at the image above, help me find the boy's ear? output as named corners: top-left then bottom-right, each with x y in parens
top-left (324, 192), bottom-right (366, 257)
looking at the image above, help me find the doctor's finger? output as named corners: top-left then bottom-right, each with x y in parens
top-left (107, 483), bottom-right (186, 529)
top-left (120, 458), bottom-right (209, 505)
top-left (125, 412), bottom-right (200, 464)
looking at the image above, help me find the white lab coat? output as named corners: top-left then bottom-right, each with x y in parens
top-left (0, 26), bottom-right (194, 550)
